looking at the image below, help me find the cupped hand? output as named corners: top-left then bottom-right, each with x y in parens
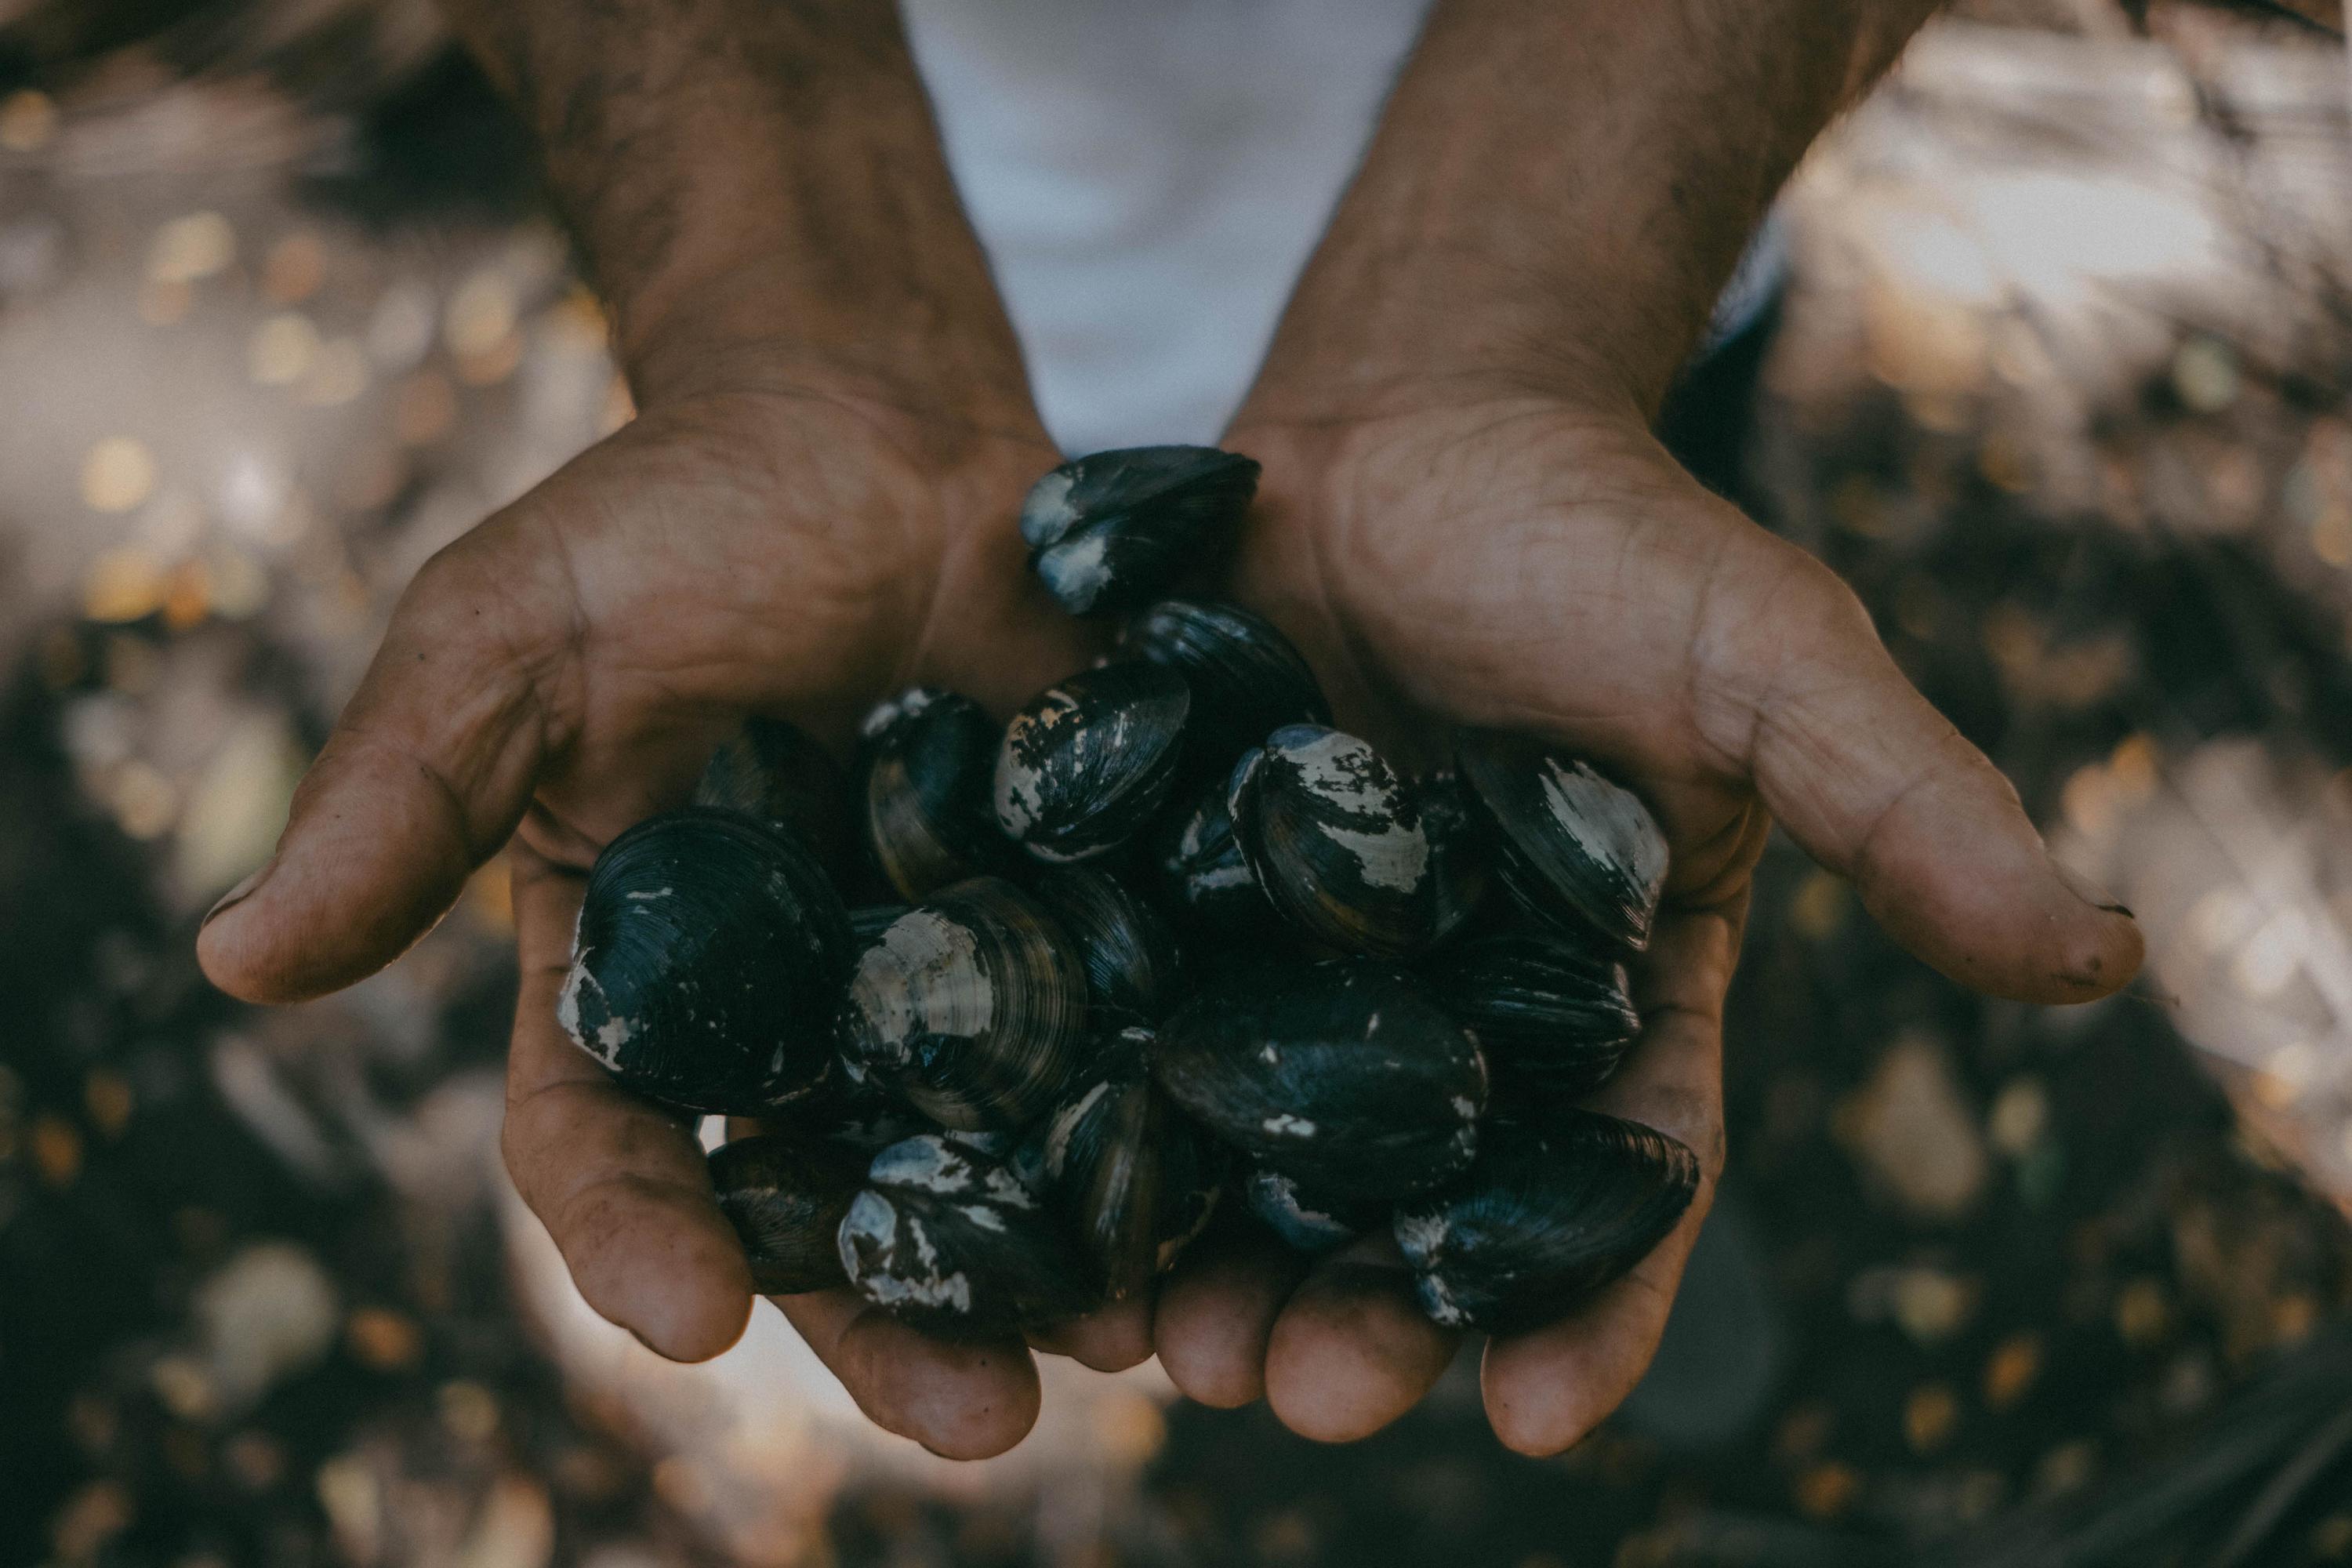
top-left (195, 368), bottom-right (1135, 1458)
top-left (1153, 386), bottom-right (2145, 1454)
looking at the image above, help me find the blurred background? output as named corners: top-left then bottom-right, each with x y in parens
top-left (3, 1), bottom-right (2351, 1565)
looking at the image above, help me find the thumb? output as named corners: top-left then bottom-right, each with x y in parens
top-left (198, 525), bottom-right (564, 1003)
top-left (1717, 532), bottom-right (2140, 1004)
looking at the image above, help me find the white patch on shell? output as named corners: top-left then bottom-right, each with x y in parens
top-left (1042, 1080), bottom-right (1112, 1178)
top-left (624, 886), bottom-right (673, 902)
top-left (1188, 859), bottom-right (1254, 892)
top-left (868, 1135), bottom-right (975, 1195)
top-left (1020, 468), bottom-right (1078, 545)
top-left (850, 911), bottom-right (993, 1057)
top-left (1451, 1096), bottom-right (1478, 1122)
top-left (992, 694), bottom-right (1074, 837)
top-left (1036, 528), bottom-right (1115, 612)
top-left (1392, 1207), bottom-right (1450, 1267)
top-left (555, 954), bottom-right (590, 1044)
top-left (858, 686), bottom-right (935, 739)
top-left (1278, 730), bottom-right (1429, 892)
top-left (1537, 757), bottom-right (1668, 900)
top-left (1261, 1113), bottom-right (1318, 1138)
top-left (841, 1192), bottom-right (976, 1316)
top-left (960, 1203), bottom-right (1007, 1232)
top-left (1417, 1272), bottom-right (1468, 1327)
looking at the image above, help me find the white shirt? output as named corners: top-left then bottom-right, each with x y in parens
top-left (902, 0), bottom-right (1434, 455)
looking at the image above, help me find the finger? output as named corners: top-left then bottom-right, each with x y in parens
top-left (1028, 1294), bottom-right (1156, 1373)
top-left (1697, 521), bottom-right (2140, 1004)
top-left (198, 519), bottom-right (570, 1003)
top-left (774, 1290), bottom-right (1040, 1460)
top-left (1264, 1232), bottom-right (1462, 1443)
top-left (1154, 1218), bottom-right (1311, 1408)
top-left (1481, 902), bottom-right (1737, 1456)
top-left (499, 848), bottom-right (753, 1363)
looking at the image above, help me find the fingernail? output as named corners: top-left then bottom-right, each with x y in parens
top-left (201, 862), bottom-right (273, 927)
top-left (2053, 862), bottom-right (2134, 920)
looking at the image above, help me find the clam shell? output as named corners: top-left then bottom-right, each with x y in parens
top-left (1229, 725), bottom-right (1438, 958)
top-left (693, 717), bottom-right (858, 887)
top-left (1038, 1028), bottom-right (1223, 1298)
top-left (1119, 597), bottom-right (1331, 782)
top-left (1155, 959), bottom-right (1487, 1201)
top-left (560, 809), bottom-right (852, 1114)
top-left (1021, 446), bottom-right (1261, 615)
top-left (1455, 731), bottom-right (1668, 952)
top-left (1392, 1110), bottom-right (1697, 1334)
top-left (1422, 927), bottom-right (1641, 1101)
top-left (855, 687), bottom-right (1010, 901)
top-left (993, 661), bottom-right (1191, 863)
top-left (1030, 866), bottom-right (1188, 1026)
top-left (1242, 1167), bottom-right (1381, 1255)
top-left (709, 1134), bottom-right (864, 1294)
top-left (838, 1134), bottom-right (1098, 1333)
top-left (837, 877), bottom-right (1091, 1131)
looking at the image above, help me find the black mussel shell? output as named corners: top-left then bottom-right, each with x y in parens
top-left (1393, 1110), bottom-right (1698, 1334)
top-left (693, 717), bottom-right (858, 886)
top-left (1030, 866), bottom-right (1188, 1025)
top-left (561, 809), bottom-right (852, 1114)
top-left (1155, 959), bottom-right (1486, 1201)
top-left (837, 877), bottom-right (1091, 1131)
top-left (1229, 725), bottom-right (1439, 958)
top-left (1119, 598), bottom-right (1331, 781)
top-left (1455, 731), bottom-right (1668, 952)
top-left (993, 661), bottom-right (1191, 863)
top-left (855, 687), bottom-right (1011, 901)
top-left (709, 1134), bottom-right (865, 1294)
top-left (1021, 446), bottom-right (1261, 615)
top-left (762, 1062), bottom-right (933, 1153)
top-left (1421, 928), bottom-right (1640, 1101)
top-left (1243, 1167), bottom-right (1382, 1255)
top-left (1414, 770), bottom-right (1491, 946)
top-left (1151, 768), bottom-right (1275, 929)
top-left (1039, 1028), bottom-right (1222, 1298)
top-left (940, 1126), bottom-right (1050, 1195)
top-left (838, 1134), bottom-right (1098, 1333)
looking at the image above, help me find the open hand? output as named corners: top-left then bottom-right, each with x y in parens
top-left (194, 368), bottom-right (1158, 1458)
top-left (1151, 385), bottom-right (2145, 1454)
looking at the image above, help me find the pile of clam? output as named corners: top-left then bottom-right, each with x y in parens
top-left (560, 446), bottom-right (1698, 1340)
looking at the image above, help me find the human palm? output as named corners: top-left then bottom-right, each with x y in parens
top-left (198, 382), bottom-right (1130, 1457)
top-left (1146, 393), bottom-right (2145, 1454)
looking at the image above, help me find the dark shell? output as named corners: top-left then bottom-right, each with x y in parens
top-left (1393, 1110), bottom-right (1698, 1334)
top-left (838, 1134), bottom-right (1098, 1333)
top-left (1242, 1167), bottom-right (1381, 1256)
top-left (1029, 866), bottom-right (1188, 1026)
top-left (993, 661), bottom-right (1191, 863)
top-left (1229, 725), bottom-right (1438, 959)
top-left (692, 717), bottom-right (858, 886)
top-left (837, 877), bottom-right (1091, 1131)
top-left (560, 809), bottom-right (853, 1115)
top-left (1414, 770), bottom-right (1491, 946)
top-left (855, 687), bottom-right (1011, 901)
top-left (1118, 598), bottom-right (1331, 782)
top-left (1021, 446), bottom-right (1261, 615)
top-left (1455, 731), bottom-right (1668, 952)
top-left (708, 1134), bottom-right (864, 1294)
top-left (1038, 1028), bottom-right (1222, 1298)
top-left (1421, 928), bottom-right (1641, 1101)
top-left (1150, 768), bottom-right (1275, 928)
top-left (1154, 959), bottom-right (1487, 1201)
top-left (761, 1062), bottom-right (932, 1154)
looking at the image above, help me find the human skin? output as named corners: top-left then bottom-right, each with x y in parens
top-left (1149, 0), bottom-right (2143, 1455)
top-left (195, 0), bottom-right (2143, 1463)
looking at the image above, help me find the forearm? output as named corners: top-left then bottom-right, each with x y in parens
top-left (438, 0), bottom-right (1033, 417)
top-left (1251, 0), bottom-right (1942, 419)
